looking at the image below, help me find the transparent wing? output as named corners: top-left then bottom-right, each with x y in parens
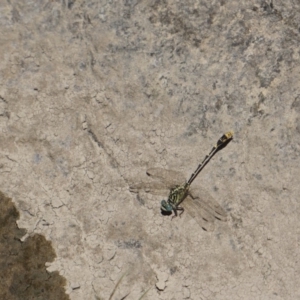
top-left (146, 168), bottom-right (186, 188)
top-left (183, 195), bottom-right (216, 232)
top-left (187, 186), bottom-right (228, 222)
top-left (129, 168), bottom-right (185, 205)
top-left (129, 181), bottom-right (170, 196)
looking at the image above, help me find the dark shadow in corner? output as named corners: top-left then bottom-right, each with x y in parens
top-left (0, 191), bottom-right (70, 300)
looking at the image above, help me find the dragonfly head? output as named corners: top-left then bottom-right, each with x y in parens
top-left (161, 200), bottom-right (173, 212)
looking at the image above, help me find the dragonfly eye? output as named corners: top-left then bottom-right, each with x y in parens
top-left (161, 200), bottom-right (173, 212)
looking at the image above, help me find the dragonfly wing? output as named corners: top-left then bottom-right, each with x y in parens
top-left (129, 181), bottom-right (169, 196)
top-left (189, 187), bottom-right (227, 222)
top-left (146, 168), bottom-right (186, 188)
top-left (183, 196), bottom-right (215, 232)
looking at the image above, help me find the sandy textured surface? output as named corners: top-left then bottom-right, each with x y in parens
top-left (1, 1), bottom-right (300, 299)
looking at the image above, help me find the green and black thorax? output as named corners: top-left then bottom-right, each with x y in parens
top-left (168, 183), bottom-right (190, 208)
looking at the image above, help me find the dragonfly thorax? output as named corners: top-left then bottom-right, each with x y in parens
top-left (161, 183), bottom-right (190, 212)
top-left (169, 183), bottom-right (190, 205)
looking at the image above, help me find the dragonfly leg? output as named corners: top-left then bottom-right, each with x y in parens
top-left (171, 208), bottom-right (178, 220)
top-left (171, 207), bottom-right (184, 220)
top-left (177, 206), bottom-right (184, 217)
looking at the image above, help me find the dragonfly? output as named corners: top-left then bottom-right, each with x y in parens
top-left (130, 132), bottom-right (233, 231)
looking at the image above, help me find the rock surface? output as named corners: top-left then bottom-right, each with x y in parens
top-left (1, 0), bottom-right (299, 299)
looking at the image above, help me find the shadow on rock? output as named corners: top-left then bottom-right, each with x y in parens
top-left (0, 191), bottom-right (69, 300)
